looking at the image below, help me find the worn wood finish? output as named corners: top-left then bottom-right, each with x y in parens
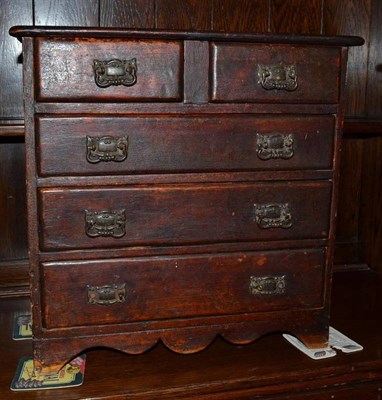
top-left (0, 0), bottom-right (380, 294)
top-left (184, 40), bottom-right (209, 103)
top-left (34, 102), bottom-right (340, 115)
top-left (0, 271), bottom-right (381, 399)
top-left (36, 38), bottom-right (182, 102)
top-left (211, 43), bottom-right (340, 103)
top-left (21, 36), bottom-right (44, 340)
top-left (10, 26), bottom-right (359, 372)
top-left (100, 0), bottom-right (155, 28)
top-left (42, 249), bottom-right (325, 329)
top-left (28, 118), bottom-right (382, 137)
top-left (33, 307), bottom-right (329, 368)
top-left (37, 115), bottom-right (335, 176)
top-left (10, 27), bottom-right (364, 46)
top-left (36, 242), bottom-right (329, 272)
top-left (39, 182), bottom-right (331, 250)
top-left (37, 172), bottom-right (334, 190)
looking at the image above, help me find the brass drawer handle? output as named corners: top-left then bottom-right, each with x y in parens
top-left (258, 63), bottom-right (298, 91)
top-left (253, 203), bottom-right (292, 229)
top-left (249, 275), bottom-right (286, 295)
top-left (87, 283), bottom-right (126, 305)
top-left (93, 58), bottom-right (137, 88)
top-left (256, 134), bottom-right (294, 160)
top-left (85, 209), bottom-right (126, 238)
top-left (86, 135), bottom-right (129, 163)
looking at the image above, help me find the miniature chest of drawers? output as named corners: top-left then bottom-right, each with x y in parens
top-left (10, 26), bottom-right (363, 373)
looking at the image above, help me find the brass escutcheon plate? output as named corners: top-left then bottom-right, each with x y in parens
top-left (87, 283), bottom-right (127, 305)
top-left (93, 58), bottom-right (137, 88)
top-left (258, 63), bottom-right (298, 91)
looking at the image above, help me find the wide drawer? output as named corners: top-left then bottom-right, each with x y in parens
top-left (37, 115), bottom-right (335, 176)
top-left (35, 38), bottom-right (182, 101)
top-left (211, 43), bottom-right (340, 103)
top-left (41, 248), bottom-right (325, 328)
top-left (39, 182), bottom-right (332, 251)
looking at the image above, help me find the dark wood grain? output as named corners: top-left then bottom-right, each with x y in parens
top-left (21, 36), bottom-right (44, 338)
top-left (0, 260), bottom-right (29, 296)
top-left (323, 0), bottom-right (374, 272)
top-left (212, 0), bottom-right (268, 33)
top-left (323, 0), bottom-right (372, 117)
top-left (0, 0), bottom-right (31, 293)
top-left (0, 271), bottom-right (381, 399)
top-left (34, 0), bottom-right (99, 26)
top-left (366, 0), bottom-right (382, 118)
top-left (38, 183), bottom-right (332, 251)
top-left (184, 40), bottom-right (209, 103)
top-left (34, 102), bottom-right (340, 116)
top-left (42, 249), bottom-right (325, 329)
top-left (37, 239), bottom-right (328, 264)
top-left (0, 139), bottom-right (28, 263)
top-left (100, 0), bottom-right (155, 28)
top-left (344, 119), bottom-right (382, 134)
top-left (34, 307), bottom-right (329, 369)
top-left (270, 0), bottom-right (323, 34)
top-left (15, 26), bottom-right (359, 376)
top-left (333, 138), bottom-right (364, 266)
top-left (36, 115), bottom-right (335, 176)
top-left (211, 43), bottom-right (340, 104)
top-left (359, 136), bottom-right (382, 273)
top-left (10, 26), bottom-right (364, 46)
top-left (155, 0), bottom-right (212, 30)
top-left (35, 38), bottom-right (182, 102)
top-left (36, 171), bottom-right (334, 190)
top-left (0, 0), bottom-right (32, 122)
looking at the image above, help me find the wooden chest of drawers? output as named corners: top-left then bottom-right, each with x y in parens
top-left (10, 27), bottom-right (363, 373)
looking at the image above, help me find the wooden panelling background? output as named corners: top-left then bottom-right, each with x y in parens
top-left (1, 0), bottom-right (381, 294)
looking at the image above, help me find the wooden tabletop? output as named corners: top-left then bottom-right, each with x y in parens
top-left (0, 270), bottom-right (381, 399)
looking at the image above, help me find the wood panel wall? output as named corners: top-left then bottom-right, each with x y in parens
top-left (1, 0), bottom-right (381, 294)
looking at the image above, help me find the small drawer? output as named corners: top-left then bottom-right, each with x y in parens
top-left (211, 43), bottom-right (340, 103)
top-left (38, 182), bottom-right (331, 251)
top-left (36, 115), bottom-right (335, 176)
top-left (41, 248), bottom-right (325, 328)
top-left (35, 38), bottom-right (182, 102)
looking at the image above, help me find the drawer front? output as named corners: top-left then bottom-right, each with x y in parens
top-left (211, 43), bottom-right (340, 103)
top-left (37, 115), bottom-right (334, 176)
top-left (41, 248), bottom-right (325, 328)
top-left (36, 38), bottom-right (182, 101)
top-left (39, 182), bottom-right (331, 250)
